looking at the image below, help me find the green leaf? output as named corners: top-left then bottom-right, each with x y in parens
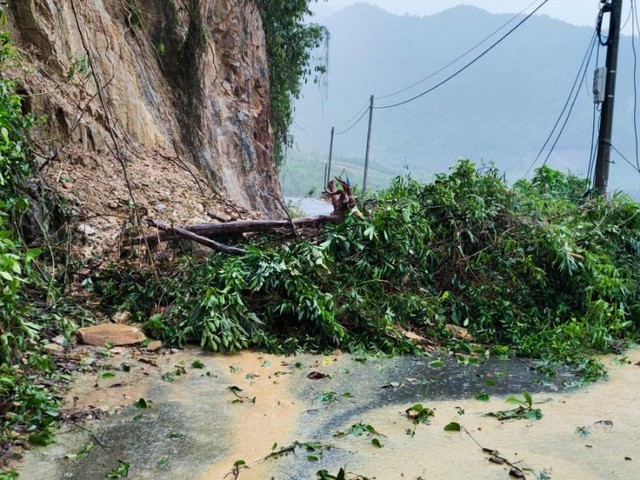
top-left (25, 248), bottom-right (41, 262)
top-left (107, 460), bottom-right (130, 479)
top-left (29, 429), bottom-right (56, 446)
top-left (133, 398), bottom-right (151, 409)
top-left (429, 359), bottom-right (445, 369)
top-left (475, 393), bottom-right (490, 402)
top-left (191, 360), bottom-right (205, 369)
top-left (444, 422), bottom-right (461, 432)
top-left (371, 438), bottom-right (383, 448)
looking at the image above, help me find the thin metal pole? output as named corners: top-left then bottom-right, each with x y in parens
top-left (595, 0), bottom-right (623, 195)
top-left (363, 95), bottom-right (374, 192)
top-left (327, 126), bottom-right (335, 186)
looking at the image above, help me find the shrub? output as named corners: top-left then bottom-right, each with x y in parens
top-left (98, 161), bottom-right (640, 376)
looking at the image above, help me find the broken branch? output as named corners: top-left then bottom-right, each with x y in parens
top-left (145, 219), bottom-right (247, 255)
top-left (127, 215), bottom-right (340, 248)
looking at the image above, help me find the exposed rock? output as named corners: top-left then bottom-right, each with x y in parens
top-left (43, 343), bottom-right (65, 355)
top-left (146, 340), bottom-right (163, 352)
top-left (77, 224), bottom-right (97, 236)
top-left (77, 324), bottom-right (146, 346)
top-left (112, 311), bottom-right (131, 324)
top-left (445, 324), bottom-right (473, 340)
top-left (4, 0), bottom-right (281, 257)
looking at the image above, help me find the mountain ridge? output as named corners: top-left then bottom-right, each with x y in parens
top-left (286, 4), bottom-right (639, 197)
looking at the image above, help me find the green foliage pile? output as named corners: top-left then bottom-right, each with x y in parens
top-left (99, 161), bottom-right (640, 377)
top-left (257, 0), bottom-right (327, 164)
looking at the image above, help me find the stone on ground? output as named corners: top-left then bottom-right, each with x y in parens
top-left (77, 324), bottom-right (146, 346)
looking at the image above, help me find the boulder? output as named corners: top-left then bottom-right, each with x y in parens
top-left (146, 340), bottom-right (163, 352)
top-left (77, 324), bottom-right (146, 346)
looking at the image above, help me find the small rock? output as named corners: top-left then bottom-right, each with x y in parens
top-left (147, 340), bottom-right (163, 352)
top-left (77, 224), bottom-right (97, 235)
top-left (154, 203), bottom-right (167, 212)
top-left (65, 352), bottom-right (86, 362)
top-left (52, 334), bottom-right (67, 346)
top-left (77, 324), bottom-right (146, 347)
top-left (112, 311), bottom-right (131, 324)
top-left (445, 324), bottom-right (473, 340)
top-left (43, 343), bottom-right (64, 355)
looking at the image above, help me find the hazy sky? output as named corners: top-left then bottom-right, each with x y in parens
top-left (312, 0), bottom-right (613, 29)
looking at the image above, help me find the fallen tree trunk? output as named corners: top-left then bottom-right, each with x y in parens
top-left (146, 219), bottom-right (247, 255)
top-left (126, 215), bottom-right (341, 248)
top-left (126, 178), bottom-right (355, 253)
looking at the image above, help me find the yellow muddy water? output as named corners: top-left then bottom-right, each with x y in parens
top-left (16, 347), bottom-right (640, 480)
top-left (212, 350), bottom-right (640, 480)
top-left (195, 352), bottom-right (303, 480)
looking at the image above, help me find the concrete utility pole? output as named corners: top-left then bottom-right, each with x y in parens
top-left (363, 95), bottom-right (375, 193)
top-left (326, 126), bottom-right (335, 186)
top-left (595, 0), bottom-right (623, 195)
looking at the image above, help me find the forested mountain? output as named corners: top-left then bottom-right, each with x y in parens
top-left (284, 3), bottom-right (640, 197)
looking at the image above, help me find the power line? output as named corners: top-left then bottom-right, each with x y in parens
top-left (540, 47), bottom-right (596, 168)
top-left (631, 0), bottom-right (640, 169)
top-left (621, 0), bottom-right (634, 30)
top-left (376, 0), bottom-right (541, 101)
top-left (587, 108), bottom-right (603, 184)
top-left (607, 141), bottom-right (640, 173)
top-left (525, 32), bottom-right (597, 176)
top-left (334, 107), bottom-right (370, 136)
top-left (374, 0), bottom-right (551, 110)
top-left (334, 102), bottom-right (370, 130)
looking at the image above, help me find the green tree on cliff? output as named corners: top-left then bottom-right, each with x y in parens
top-left (257, 0), bottom-right (327, 165)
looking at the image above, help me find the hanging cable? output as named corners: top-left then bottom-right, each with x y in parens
top-left (587, 108), bottom-right (603, 184)
top-left (334, 102), bottom-right (370, 130)
top-left (373, 0), bottom-right (550, 110)
top-left (376, 0), bottom-right (542, 101)
top-left (597, 0), bottom-right (615, 46)
top-left (631, 0), bottom-right (640, 169)
top-left (334, 107), bottom-right (370, 136)
top-left (540, 55), bottom-right (595, 168)
top-left (524, 32), bottom-right (597, 175)
top-left (607, 141), bottom-right (640, 173)
top-left (621, 0), bottom-right (634, 30)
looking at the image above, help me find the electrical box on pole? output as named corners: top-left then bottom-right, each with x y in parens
top-left (594, 0), bottom-right (623, 196)
top-left (593, 67), bottom-right (607, 104)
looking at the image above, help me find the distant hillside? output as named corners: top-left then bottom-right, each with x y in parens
top-left (284, 3), bottom-right (640, 198)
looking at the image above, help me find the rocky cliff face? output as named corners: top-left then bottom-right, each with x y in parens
top-left (5, 0), bottom-right (280, 251)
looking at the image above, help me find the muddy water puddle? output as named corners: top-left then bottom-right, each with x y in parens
top-left (16, 348), bottom-right (640, 479)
